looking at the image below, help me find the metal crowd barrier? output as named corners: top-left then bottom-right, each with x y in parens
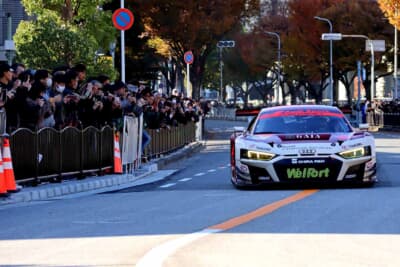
top-left (10, 126), bottom-right (114, 185)
top-left (143, 122), bottom-right (196, 159)
top-left (207, 107), bottom-right (247, 121)
top-left (382, 112), bottom-right (400, 128)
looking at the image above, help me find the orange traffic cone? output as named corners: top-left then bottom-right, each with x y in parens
top-left (3, 138), bottom-right (18, 192)
top-left (114, 134), bottom-right (123, 174)
top-left (0, 150), bottom-right (7, 196)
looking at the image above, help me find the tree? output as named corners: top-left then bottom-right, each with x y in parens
top-left (378, 0), bottom-right (400, 28)
top-left (134, 0), bottom-right (260, 99)
top-left (14, 17), bottom-right (97, 69)
top-left (14, 0), bottom-right (116, 77)
top-left (279, 0), bottom-right (392, 104)
top-left (224, 30), bottom-right (277, 106)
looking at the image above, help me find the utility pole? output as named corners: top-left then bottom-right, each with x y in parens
top-left (264, 31), bottom-right (281, 105)
top-left (315, 16), bottom-right (334, 105)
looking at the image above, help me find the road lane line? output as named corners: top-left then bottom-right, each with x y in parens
top-left (207, 169), bottom-right (216, 173)
top-left (136, 229), bottom-right (221, 267)
top-left (159, 183), bottom-right (176, 188)
top-left (194, 172), bottom-right (206, 176)
top-left (209, 189), bottom-right (318, 230)
top-left (136, 189), bottom-right (319, 267)
top-left (178, 178), bottom-right (192, 182)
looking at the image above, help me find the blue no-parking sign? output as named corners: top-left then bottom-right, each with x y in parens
top-left (184, 51), bottom-right (194, 65)
top-left (112, 8), bottom-right (134, 31)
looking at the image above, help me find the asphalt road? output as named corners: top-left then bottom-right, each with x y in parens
top-left (1, 119), bottom-right (400, 267)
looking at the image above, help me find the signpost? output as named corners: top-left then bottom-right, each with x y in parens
top-left (112, 8), bottom-right (134, 31)
top-left (321, 33), bottom-right (375, 100)
top-left (112, 3), bottom-right (134, 82)
top-left (217, 40), bottom-right (235, 102)
top-left (184, 51), bottom-right (194, 96)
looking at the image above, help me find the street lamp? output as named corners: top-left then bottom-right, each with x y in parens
top-left (394, 7), bottom-right (398, 100)
top-left (217, 40), bottom-right (235, 102)
top-left (264, 31), bottom-right (281, 105)
top-left (322, 33), bottom-right (375, 126)
top-left (315, 16), bottom-right (334, 105)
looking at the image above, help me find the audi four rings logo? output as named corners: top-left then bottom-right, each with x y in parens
top-left (299, 148), bottom-right (316, 154)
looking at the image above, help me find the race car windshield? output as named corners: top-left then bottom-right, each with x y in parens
top-left (253, 114), bottom-right (352, 134)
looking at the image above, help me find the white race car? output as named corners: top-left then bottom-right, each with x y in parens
top-left (231, 105), bottom-right (377, 187)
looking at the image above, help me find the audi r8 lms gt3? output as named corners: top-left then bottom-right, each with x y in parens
top-left (230, 105), bottom-right (377, 187)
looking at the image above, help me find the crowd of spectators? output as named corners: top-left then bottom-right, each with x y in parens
top-left (372, 99), bottom-right (400, 113)
top-left (0, 62), bottom-right (210, 134)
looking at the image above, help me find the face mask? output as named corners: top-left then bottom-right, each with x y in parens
top-left (46, 78), bottom-right (53, 88)
top-left (56, 85), bottom-right (65, 93)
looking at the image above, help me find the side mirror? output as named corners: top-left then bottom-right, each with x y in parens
top-left (234, 126), bottom-right (246, 133)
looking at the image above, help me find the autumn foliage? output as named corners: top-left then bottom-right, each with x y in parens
top-left (379, 0), bottom-right (400, 28)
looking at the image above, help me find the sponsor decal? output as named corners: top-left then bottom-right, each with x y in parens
top-left (287, 167), bottom-right (330, 179)
top-left (256, 146), bottom-right (271, 151)
top-left (238, 163), bottom-right (249, 174)
top-left (295, 134), bottom-right (321, 140)
top-left (348, 143), bottom-right (363, 148)
top-left (341, 143), bottom-right (363, 150)
top-left (291, 159), bottom-right (326, 164)
top-left (365, 160), bottom-right (375, 170)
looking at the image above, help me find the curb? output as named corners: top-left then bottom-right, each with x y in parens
top-left (151, 142), bottom-right (204, 169)
top-left (0, 141), bottom-right (203, 206)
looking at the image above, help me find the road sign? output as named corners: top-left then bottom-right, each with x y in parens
top-left (365, 40), bottom-right (385, 52)
top-left (217, 40), bottom-right (235, 48)
top-left (184, 51), bottom-right (194, 64)
top-left (112, 8), bottom-right (134, 31)
top-left (321, 33), bottom-right (342, 41)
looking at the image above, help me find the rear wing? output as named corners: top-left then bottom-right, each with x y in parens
top-left (235, 108), bottom-right (261, 117)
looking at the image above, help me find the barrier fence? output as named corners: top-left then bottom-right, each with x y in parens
top-left (9, 118), bottom-right (198, 185)
top-left (10, 126), bottom-right (114, 185)
top-left (381, 113), bottom-right (400, 128)
top-left (143, 122), bottom-right (197, 159)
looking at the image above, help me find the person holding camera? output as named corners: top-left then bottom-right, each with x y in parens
top-left (79, 79), bottom-right (105, 128)
top-left (0, 63), bottom-right (16, 133)
top-left (62, 70), bottom-right (81, 128)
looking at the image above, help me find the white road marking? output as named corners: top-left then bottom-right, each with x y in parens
top-left (218, 166), bottom-right (227, 169)
top-left (194, 172), bottom-right (206, 176)
top-left (136, 229), bottom-right (221, 267)
top-left (178, 178), bottom-right (192, 182)
top-left (226, 163), bottom-right (231, 167)
top-left (207, 169), bottom-right (216, 173)
top-left (159, 183), bottom-right (176, 188)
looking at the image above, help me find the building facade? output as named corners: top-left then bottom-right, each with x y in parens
top-left (0, 0), bottom-right (28, 62)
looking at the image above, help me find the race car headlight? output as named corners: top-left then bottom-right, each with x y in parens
top-left (338, 146), bottom-right (371, 159)
top-left (240, 149), bottom-right (275, 161)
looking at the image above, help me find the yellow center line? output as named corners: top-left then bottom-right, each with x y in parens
top-left (137, 189), bottom-right (319, 267)
top-left (209, 189), bottom-right (319, 231)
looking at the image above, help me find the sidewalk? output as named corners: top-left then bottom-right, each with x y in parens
top-left (0, 142), bottom-right (203, 206)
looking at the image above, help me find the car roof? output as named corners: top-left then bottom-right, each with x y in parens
top-left (259, 104), bottom-right (342, 114)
